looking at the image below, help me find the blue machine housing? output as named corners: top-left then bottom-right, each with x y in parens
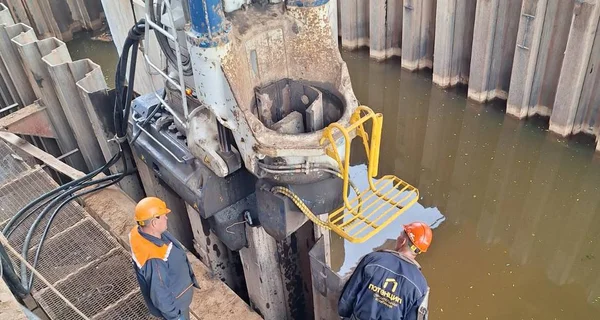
top-left (187, 0), bottom-right (229, 47)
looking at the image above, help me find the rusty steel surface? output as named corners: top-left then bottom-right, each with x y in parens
top-left (0, 102), bottom-right (54, 138)
top-left (219, 5), bottom-right (359, 174)
top-left (223, 5), bottom-right (356, 145)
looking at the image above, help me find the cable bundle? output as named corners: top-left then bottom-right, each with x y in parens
top-left (0, 20), bottom-right (146, 297)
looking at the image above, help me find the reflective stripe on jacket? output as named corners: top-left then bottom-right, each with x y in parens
top-left (338, 250), bottom-right (429, 320)
top-left (129, 227), bottom-right (198, 320)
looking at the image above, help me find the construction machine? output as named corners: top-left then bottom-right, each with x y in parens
top-left (120, 0), bottom-right (420, 317)
top-left (128, 0), bottom-right (418, 250)
top-left (0, 1), bottom-right (420, 318)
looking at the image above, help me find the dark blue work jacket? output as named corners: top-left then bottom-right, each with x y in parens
top-left (338, 250), bottom-right (429, 320)
top-left (129, 227), bottom-right (199, 320)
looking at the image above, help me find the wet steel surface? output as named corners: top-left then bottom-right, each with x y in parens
top-left (336, 48), bottom-right (600, 319)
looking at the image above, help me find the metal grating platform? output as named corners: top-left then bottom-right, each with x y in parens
top-left (0, 141), bottom-right (154, 319)
top-left (1, 202), bottom-right (87, 258)
top-left (35, 250), bottom-right (141, 319)
top-left (26, 218), bottom-right (121, 287)
top-left (0, 140), bottom-right (30, 184)
top-left (0, 168), bottom-right (87, 254)
top-left (92, 290), bottom-right (162, 320)
top-left (0, 169), bottom-right (55, 223)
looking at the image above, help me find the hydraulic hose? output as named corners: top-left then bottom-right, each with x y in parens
top-left (19, 173), bottom-right (122, 289)
top-left (1, 152), bottom-right (121, 236)
top-left (19, 18), bottom-right (148, 289)
top-left (0, 169), bottom-right (123, 296)
top-left (5, 196), bottom-right (56, 238)
top-left (0, 245), bottom-right (27, 295)
top-left (260, 162), bottom-right (389, 229)
top-left (26, 169), bottom-right (135, 291)
top-left (0, 20), bottom-right (147, 296)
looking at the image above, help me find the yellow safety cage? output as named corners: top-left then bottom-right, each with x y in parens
top-left (273, 106), bottom-right (419, 243)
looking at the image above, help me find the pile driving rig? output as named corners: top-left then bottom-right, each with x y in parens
top-left (128, 0), bottom-right (418, 258)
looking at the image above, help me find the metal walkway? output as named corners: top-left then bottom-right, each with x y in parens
top-left (0, 140), bottom-right (157, 319)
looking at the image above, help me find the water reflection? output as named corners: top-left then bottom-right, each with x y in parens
top-left (339, 49), bottom-right (600, 318)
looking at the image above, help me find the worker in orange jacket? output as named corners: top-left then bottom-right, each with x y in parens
top-left (129, 197), bottom-right (198, 320)
top-left (338, 222), bottom-right (433, 320)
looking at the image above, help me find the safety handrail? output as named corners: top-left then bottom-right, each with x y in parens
top-left (142, 0), bottom-right (189, 125)
top-left (316, 105), bottom-right (419, 243)
top-left (320, 106), bottom-right (384, 209)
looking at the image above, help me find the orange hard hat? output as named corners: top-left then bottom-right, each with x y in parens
top-left (403, 222), bottom-right (433, 253)
top-left (135, 197), bottom-right (171, 226)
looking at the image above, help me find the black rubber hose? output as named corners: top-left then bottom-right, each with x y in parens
top-left (114, 21), bottom-right (145, 140)
top-left (5, 196), bottom-right (55, 238)
top-left (0, 169), bottom-right (124, 296)
top-left (0, 246), bottom-right (27, 295)
top-left (121, 41), bottom-right (139, 136)
top-left (19, 173), bottom-right (124, 287)
top-left (148, 0), bottom-right (192, 75)
top-left (27, 168), bottom-right (135, 290)
top-left (20, 19), bottom-right (148, 289)
top-left (1, 19), bottom-right (146, 296)
top-left (1, 152), bottom-right (121, 236)
top-left (24, 142), bottom-right (133, 290)
top-left (114, 40), bottom-right (132, 136)
top-left (0, 152), bottom-right (119, 297)
top-left (114, 22), bottom-right (142, 138)
top-left (5, 150), bottom-right (121, 237)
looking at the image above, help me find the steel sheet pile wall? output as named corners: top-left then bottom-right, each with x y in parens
top-left (0, 0), bottom-right (104, 41)
top-left (336, 0), bottom-right (600, 150)
top-left (0, 3), bottom-right (143, 199)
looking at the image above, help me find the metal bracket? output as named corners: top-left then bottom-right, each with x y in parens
top-left (243, 210), bottom-right (256, 227)
top-left (0, 102), bottom-right (54, 138)
top-left (134, 121), bottom-right (187, 163)
top-left (518, 13), bottom-right (536, 51)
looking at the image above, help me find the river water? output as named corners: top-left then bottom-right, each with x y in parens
top-left (337, 49), bottom-right (600, 319)
top-left (67, 35), bottom-right (600, 318)
top-left (67, 31), bottom-right (118, 87)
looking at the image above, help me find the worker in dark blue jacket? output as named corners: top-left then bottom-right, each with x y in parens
top-left (129, 197), bottom-right (199, 320)
top-left (338, 222), bottom-right (433, 320)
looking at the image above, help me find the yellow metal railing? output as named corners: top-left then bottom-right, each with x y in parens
top-left (273, 106), bottom-right (419, 243)
top-left (320, 106), bottom-right (419, 243)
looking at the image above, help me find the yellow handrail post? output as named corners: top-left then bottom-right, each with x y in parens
top-left (280, 106), bottom-right (420, 243)
top-left (368, 113), bottom-right (383, 179)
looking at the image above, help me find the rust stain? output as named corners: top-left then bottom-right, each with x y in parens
top-left (221, 4), bottom-right (357, 157)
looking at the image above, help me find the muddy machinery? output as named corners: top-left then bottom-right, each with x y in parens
top-left (129, 0), bottom-right (418, 267)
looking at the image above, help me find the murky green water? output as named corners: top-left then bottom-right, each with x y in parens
top-left (67, 31), bottom-right (118, 87)
top-left (337, 48), bottom-right (600, 319)
top-left (68, 33), bottom-right (600, 318)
